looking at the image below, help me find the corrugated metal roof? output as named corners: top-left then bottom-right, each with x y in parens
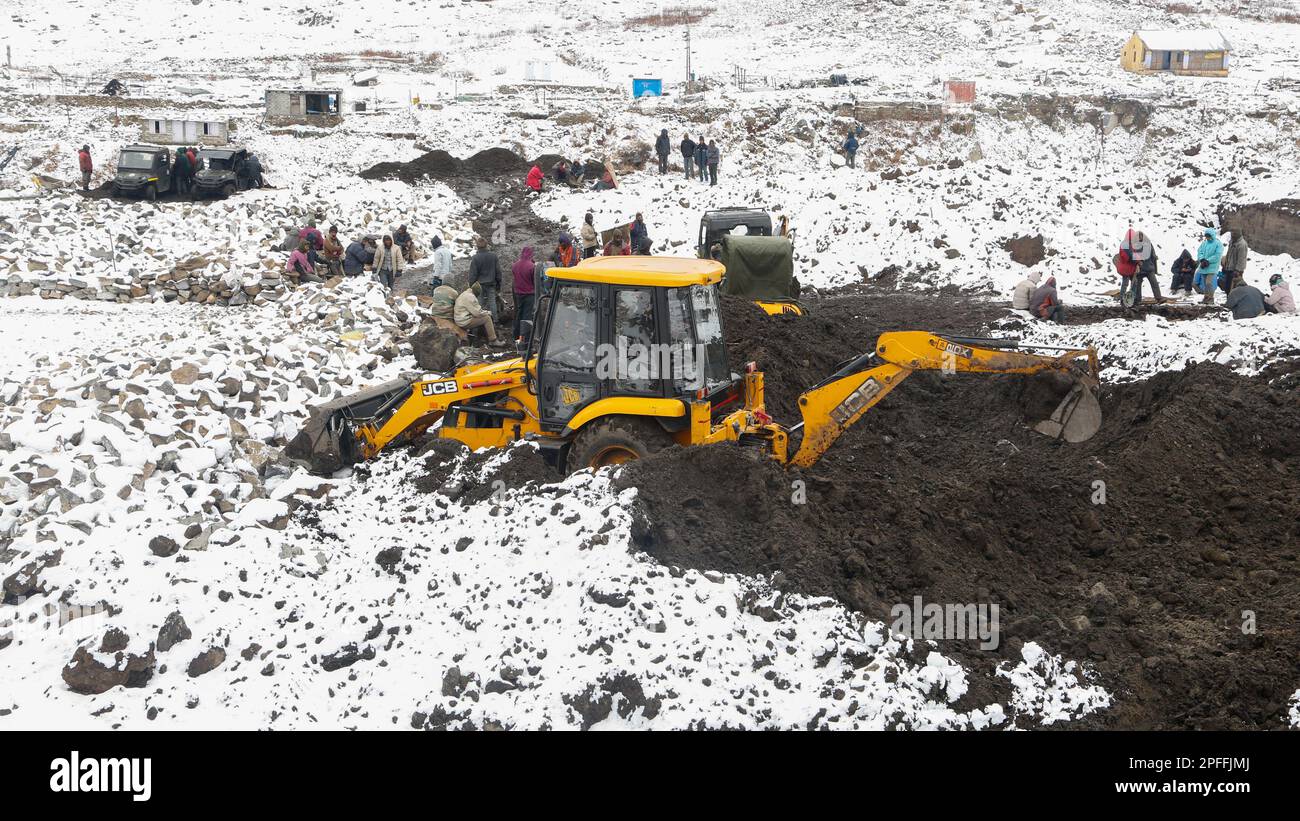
top-left (1134, 29), bottom-right (1230, 52)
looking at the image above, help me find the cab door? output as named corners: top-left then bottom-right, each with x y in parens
top-left (155, 152), bottom-right (172, 193)
top-left (537, 281), bottom-right (600, 428)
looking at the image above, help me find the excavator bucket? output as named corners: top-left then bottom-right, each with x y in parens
top-left (286, 378), bottom-right (414, 474)
top-left (1033, 382), bottom-right (1102, 443)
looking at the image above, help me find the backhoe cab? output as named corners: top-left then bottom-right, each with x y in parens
top-left (289, 258), bottom-right (1102, 476)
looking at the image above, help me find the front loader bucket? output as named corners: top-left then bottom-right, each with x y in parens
top-left (1033, 382), bottom-right (1102, 443)
top-left (286, 378), bottom-right (413, 474)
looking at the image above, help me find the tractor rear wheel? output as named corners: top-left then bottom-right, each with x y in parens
top-left (566, 415), bottom-right (672, 473)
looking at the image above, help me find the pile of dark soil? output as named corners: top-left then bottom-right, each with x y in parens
top-left (614, 294), bottom-right (1300, 729)
top-left (360, 147), bottom-right (532, 184)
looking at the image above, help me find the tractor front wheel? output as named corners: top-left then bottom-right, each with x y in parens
top-left (566, 415), bottom-right (672, 474)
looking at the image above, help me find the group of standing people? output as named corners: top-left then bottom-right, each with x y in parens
top-left (661, 131), bottom-right (721, 186)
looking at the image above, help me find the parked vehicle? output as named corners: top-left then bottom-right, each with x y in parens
top-left (112, 145), bottom-right (173, 200)
top-left (192, 147), bottom-right (250, 199)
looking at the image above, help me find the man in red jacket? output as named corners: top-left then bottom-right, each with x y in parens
top-left (77, 145), bottom-right (92, 191)
top-left (525, 164), bottom-right (543, 193)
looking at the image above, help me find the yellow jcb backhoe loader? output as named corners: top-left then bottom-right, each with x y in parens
top-left (288, 257), bottom-right (1101, 475)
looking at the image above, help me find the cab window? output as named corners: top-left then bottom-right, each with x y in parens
top-left (540, 283), bottom-right (597, 373)
top-left (612, 288), bottom-right (657, 394)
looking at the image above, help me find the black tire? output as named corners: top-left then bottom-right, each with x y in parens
top-left (566, 415), bottom-right (672, 474)
top-left (145, 184), bottom-right (157, 202)
top-left (222, 182), bottom-right (235, 199)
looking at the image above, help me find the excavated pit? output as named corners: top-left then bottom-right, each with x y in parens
top-left (609, 295), bottom-right (1300, 729)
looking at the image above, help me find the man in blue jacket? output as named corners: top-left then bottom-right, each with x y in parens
top-left (1195, 227), bottom-right (1223, 305)
top-left (343, 237), bottom-right (374, 276)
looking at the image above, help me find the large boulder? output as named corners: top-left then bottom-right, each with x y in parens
top-left (62, 628), bottom-right (155, 695)
top-left (411, 320), bottom-right (464, 373)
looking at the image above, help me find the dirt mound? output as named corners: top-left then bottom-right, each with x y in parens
top-left (359, 149), bottom-right (463, 183)
top-left (617, 297), bottom-right (1300, 729)
top-left (462, 147), bottom-right (529, 177)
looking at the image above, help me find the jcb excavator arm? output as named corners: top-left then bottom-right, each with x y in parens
top-left (784, 331), bottom-right (1100, 468)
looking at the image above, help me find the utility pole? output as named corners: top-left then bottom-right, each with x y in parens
top-left (685, 26), bottom-right (692, 93)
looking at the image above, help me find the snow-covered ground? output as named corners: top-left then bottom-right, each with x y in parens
top-left (1, 0), bottom-right (1298, 729)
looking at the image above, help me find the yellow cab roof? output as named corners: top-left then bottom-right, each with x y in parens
top-left (554, 255), bottom-right (724, 288)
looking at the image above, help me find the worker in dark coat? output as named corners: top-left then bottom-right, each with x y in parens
top-left (630, 214), bottom-right (648, 250)
top-left (654, 129), bottom-right (671, 174)
top-left (173, 147), bottom-right (192, 195)
top-left (469, 236), bottom-right (503, 322)
top-left (343, 237), bottom-right (375, 276)
top-left (680, 133), bottom-right (696, 179)
top-left (1168, 248), bottom-right (1197, 298)
top-left (694, 135), bottom-right (708, 181)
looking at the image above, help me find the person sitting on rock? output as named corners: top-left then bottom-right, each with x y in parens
top-left (322, 225), bottom-right (345, 278)
top-left (1224, 275), bottom-right (1264, 320)
top-left (455, 283), bottom-right (506, 347)
top-left (392, 224), bottom-right (414, 261)
top-left (1030, 275), bottom-right (1064, 323)
top-left (592, 168), bottom-right (617, 191)
top-left (431, 283), bottom-right (459, 320)
top-left (1264, 274), bottom-right (1296, 314)
top-left (1012, 270), bottom-right (1041, 311)
top-left (287, 241), bottom-right (314, 277)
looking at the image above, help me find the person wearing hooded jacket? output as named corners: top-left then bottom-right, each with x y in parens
top-left (372, 235), bottom-right (404, 289)
top-left (1169, 249), bottom-right (1197, 297)
top-left (1264, 274), bottom-right (1296, 314)
top-left (429, 235), bottom-right (452, 285)
top-left (654, 129), bottom-right (671, 174)
top-left (680, 133), bottom-right (696, 179)
top-left (1012, 271), bottom-right (1041, 310)
top-left (512, 246), bottom-right (537, 344)
top-left (525, 164), bottom-right (544, 193)
top-left (1118, 227), bottom-right (1161, 306)
top-left (1029, 276), bottom-right (1064, 323)
top-left (1195, 227), bottom-right (1224, 304)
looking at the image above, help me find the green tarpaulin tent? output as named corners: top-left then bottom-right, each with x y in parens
top-left (718, 235), bottom-right (796, 299)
